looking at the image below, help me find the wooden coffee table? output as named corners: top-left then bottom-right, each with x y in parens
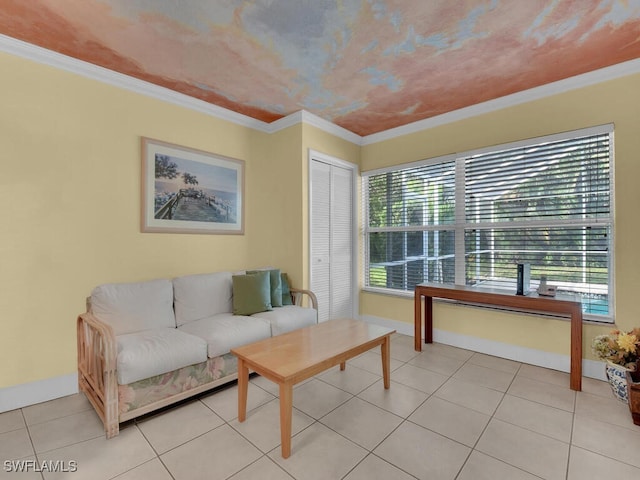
top-left (231, 318), bottom-right (395, 458)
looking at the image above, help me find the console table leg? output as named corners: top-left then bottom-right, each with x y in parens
top-left (414, 291), bottom-right (422, 351)
top-left (425, 296), bottom-right (433, 344)
top-left (570, 308), bottom-right (582, 391)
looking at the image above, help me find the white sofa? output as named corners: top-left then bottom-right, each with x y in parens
top-left (77, 269), bottom-right (317, 438)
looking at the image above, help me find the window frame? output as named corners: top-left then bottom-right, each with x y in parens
top-left (362, 124), bottom-right (615, 322)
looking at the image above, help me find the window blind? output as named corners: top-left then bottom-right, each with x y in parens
top-left (365, 160), bottom-right (456, 290)
top-left (363, 125), bottom-right (613, 320)
top-left (463, 132), bottom-right (611, 315)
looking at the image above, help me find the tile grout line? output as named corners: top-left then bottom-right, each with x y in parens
top-left (10, 336), bottom-right (640, 479)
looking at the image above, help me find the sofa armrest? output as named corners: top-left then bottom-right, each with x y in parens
top-left (77, 311), bottom-right (119, 438)
top-left (289, 287), bottom-right (318, 311)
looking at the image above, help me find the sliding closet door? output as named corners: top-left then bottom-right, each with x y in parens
top-left (310, 154), bottom-right (355, 322)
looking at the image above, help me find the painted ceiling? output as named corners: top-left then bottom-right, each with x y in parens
top-left (1, 1), bottom-right (640, 136)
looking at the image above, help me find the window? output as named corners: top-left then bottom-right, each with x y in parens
top-left (363, 125), bottom-right (613, 320)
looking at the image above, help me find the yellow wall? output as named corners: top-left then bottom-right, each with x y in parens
top-left (361, 73), bottom-right (640, 359)
top-left (246, 123), bottom-right (360, 289)
top-left (0, 52), bottom-right (311, 388)
top-left (2, 46), bottom-right (638, 391)
top-left (246, 125), bottom-right (303, 282)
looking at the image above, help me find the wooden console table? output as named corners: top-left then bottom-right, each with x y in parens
top-left (414, 283), bottom-right (583, 391)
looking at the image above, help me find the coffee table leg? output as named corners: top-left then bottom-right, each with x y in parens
top-left (237, 359), bottom-right (248, 422)
top-left (381, 335), bottom-right (391, 389)
top-left (340, 361), bottom-right (346, 371)
top-left (279, 382), bottom-right (293, 458)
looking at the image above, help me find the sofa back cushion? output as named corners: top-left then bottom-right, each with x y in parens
top-left (90, 279), bottom-right (175, 335)
top-left (173, 271), bottom-right (233, 326)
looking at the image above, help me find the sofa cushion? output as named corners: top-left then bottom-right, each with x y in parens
top-left (178, 313), bottom-right (271, 358)
top-left (252, 305), bottom-right (318, 336)
top-left (116, 328), bottom-right (207, 385)
top-left (247, 269), bottom-right (283, 307)
top-left (91, 279), bottom-right (175, 335)
top-left (281, 273), bottom-right (293, 306)
top-left (173, 271), bottom-right (233, 327)
top-left (232, 271), bottom-right (272, 315)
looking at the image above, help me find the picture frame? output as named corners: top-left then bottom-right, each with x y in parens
top-left (141, 137), bottom-right (244, 234)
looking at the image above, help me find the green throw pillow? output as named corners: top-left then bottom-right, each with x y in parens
top-left (281, 272), bottom-right (293, 305)
top-left (232, 271), bottom-right (272, 315)
top-left (247, 269), bottom-right (283, 307)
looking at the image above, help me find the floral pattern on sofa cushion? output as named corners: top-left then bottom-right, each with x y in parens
top-left (118, 353), bottom-right (238, 415)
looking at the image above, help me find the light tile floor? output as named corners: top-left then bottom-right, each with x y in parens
top-left (2, 334), bottom-right (640, 479)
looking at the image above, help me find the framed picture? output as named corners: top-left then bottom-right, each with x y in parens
top-left (141, 137), bottom-right (244, 234)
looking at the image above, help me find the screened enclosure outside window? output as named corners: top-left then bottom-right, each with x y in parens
top-left (363, 125), bottom-right (613, 321)
top-left (365, 159), bottom-right (457, 290)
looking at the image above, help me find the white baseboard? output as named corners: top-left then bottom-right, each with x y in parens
top-left (0, 316), bottom-right (608, 413)
top-left (0, 373), bottom-right (78, 413)
top-left (360, 314), bottom-right (606, 381)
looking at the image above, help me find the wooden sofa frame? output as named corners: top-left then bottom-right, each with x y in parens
top-left (77, 287), bottom-right (318, 438)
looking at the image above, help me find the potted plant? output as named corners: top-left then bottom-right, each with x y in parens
top-left (626, 368), bottom-right (640, 425)
top-left (591, 328), bottom-right (640, 403)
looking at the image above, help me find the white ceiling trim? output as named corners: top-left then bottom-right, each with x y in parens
top-left (268, 110), bottom-right (363, 144)
top-left (0, 34), bottom-right (364, 144)
top-left (2, 34), bottom-right (639, 147)
top-left (361, 58), bottom-right (640, 145)
top-left (0, 34), bottom-right (269, 131)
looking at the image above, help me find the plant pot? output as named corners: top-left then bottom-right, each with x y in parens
top-left (626, 369), bottom-right (640, 426)
top-left (605, 361), bottom-right (630, 403)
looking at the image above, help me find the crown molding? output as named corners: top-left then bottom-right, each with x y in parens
top-left (266, 110), bottom-right (304, 132)
top-left (0, 34), bottom-right (270, 131)
top-left (268, 110), bottom-right (362, 145)
top-left (0, 34), bottom-right (366, 144)
top-left (362, 57), bottom-right (640, 145)
top-left (302, 110), bottom-right (363, 145)
top-left (2, 34), bottom-right (639, 148)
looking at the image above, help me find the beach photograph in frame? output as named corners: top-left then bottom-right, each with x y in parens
top-left (141, 138), bottom-right (244, 234)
